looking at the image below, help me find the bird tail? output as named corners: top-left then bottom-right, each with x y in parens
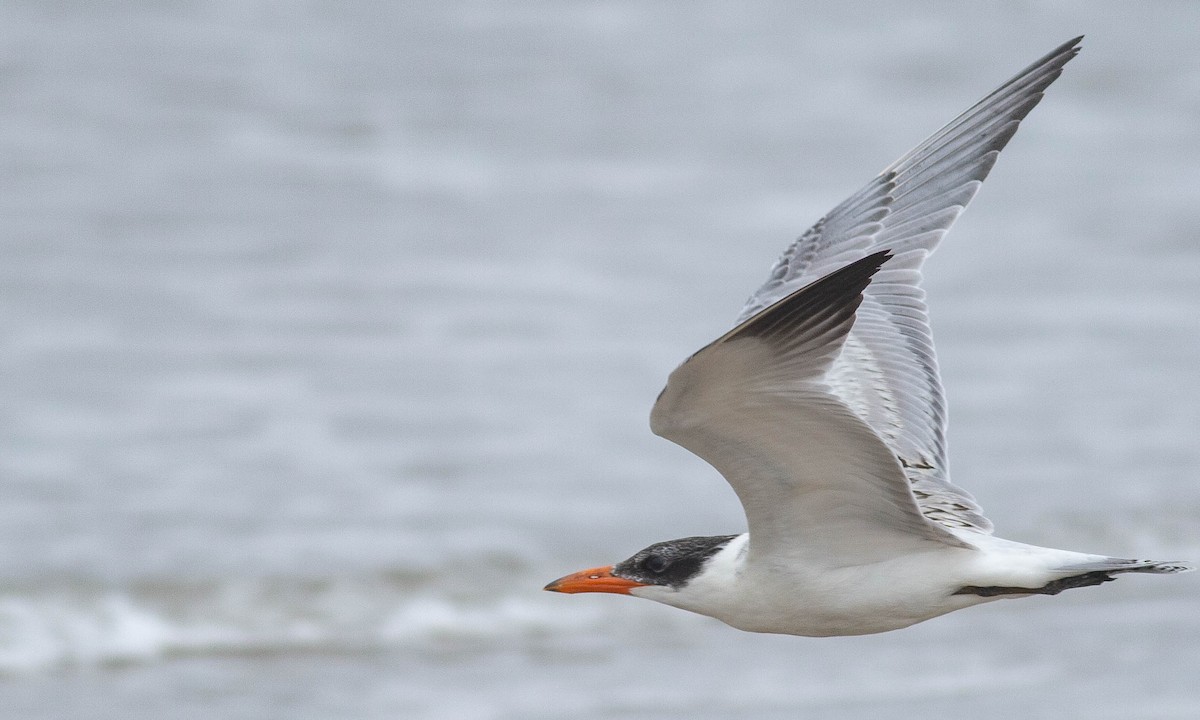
top-left (952, 554), bottom-right (1191, 598)
top-left (1055, 557), bottom-right (1194, 575)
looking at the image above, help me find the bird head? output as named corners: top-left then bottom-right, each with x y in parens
top-left (544, 534), bottom-right (741, 598)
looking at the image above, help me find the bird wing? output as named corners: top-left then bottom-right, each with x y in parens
top-left (729, 37), bottom-right (1082, 534)
top-left (652, 252), bottom-right (972, 567)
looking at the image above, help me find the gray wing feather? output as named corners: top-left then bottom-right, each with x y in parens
top-left (652, 253), bottom-right (973, 563)
top-left (733, 37), bottom-right (1083, 534)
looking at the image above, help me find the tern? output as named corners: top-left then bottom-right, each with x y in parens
top-left (544, 37), bottom-right (1191, 637)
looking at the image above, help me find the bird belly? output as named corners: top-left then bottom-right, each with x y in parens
top-left (715, 550), bottom-right (991, 637)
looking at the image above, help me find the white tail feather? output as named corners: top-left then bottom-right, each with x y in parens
top-left (1057, 558), bottom-right (1194, 575)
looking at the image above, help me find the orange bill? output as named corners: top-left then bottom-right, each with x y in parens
top-left (543, 566), bottom-right (647, 594)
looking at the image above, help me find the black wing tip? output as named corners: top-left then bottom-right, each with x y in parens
top-left (1003, 35), bottom-right (1085, 103)
top-left (1042, 36), bottom-right (1084, 63)
top-left (727, 251), bottom-right (891, 344)
top-left (859, 248), bottom-right (893, 274)
top-left (783, 248), bottom-right (891, 308)
top-left (1032, 36), bottom-right (1084, 76)
top-left (799, 248), bottom-right (892, 299)
top-left (823, 249), bottom-right (893, 291)
top-left (885, 36), bottom-right (1084, 184)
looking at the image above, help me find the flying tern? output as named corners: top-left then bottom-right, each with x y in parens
top-left (544, 37), bottom-right (1191, 636)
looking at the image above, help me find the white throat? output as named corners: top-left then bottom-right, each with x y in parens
top-left (629, 533), bottom-right (749, 617)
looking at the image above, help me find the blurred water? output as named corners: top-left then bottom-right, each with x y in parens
top-left (1, 1), bottom-right (1199, 718)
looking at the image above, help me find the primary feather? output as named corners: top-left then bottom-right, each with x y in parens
top-left (730, 36), bottom-right (1085, 535)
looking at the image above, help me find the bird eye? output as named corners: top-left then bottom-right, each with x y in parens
top-left (643, 554), bottom-right (670, 574)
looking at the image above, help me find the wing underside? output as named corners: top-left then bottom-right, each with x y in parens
top-left (652, 253), bottom-right (972, 566)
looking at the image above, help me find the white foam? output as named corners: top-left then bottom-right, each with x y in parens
top-left (382, 592), bottom-right (604, 644)
top-left (0, 594), bottom-right (177, 672)
top-left (0, 576), bottom-right (612, 674)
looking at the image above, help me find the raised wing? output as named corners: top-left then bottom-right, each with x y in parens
top-left (652, 253), bottom-right (971, 567)
top-left (733, 37), bottom-right (1083, 533)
